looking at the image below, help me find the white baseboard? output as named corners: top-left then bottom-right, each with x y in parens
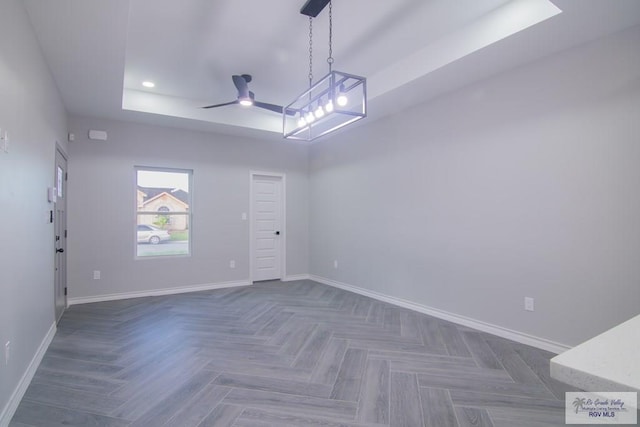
top-left (282, 274), bottom-right (310, 282)
top-left (0, 322), bottom-right (56, 427)
top-left (310, 275), bottom-right (571, 354)
top-left (68, 280), bottom-right (251, 306)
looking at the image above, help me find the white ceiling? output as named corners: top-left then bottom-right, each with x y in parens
top-left (23, 0), bottom-right (640, 140)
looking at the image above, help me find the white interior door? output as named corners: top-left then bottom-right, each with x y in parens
top-left (54, 148), bottom-right (67, 322)
top-left (251, 174), bottom-right (284, 282)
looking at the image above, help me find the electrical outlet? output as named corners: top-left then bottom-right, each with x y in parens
top-left (5, 341), bottom-right (10, 365)
top-left (93, 270), bottom-right (101, 280)
top-left (333, 260), bottom-right (338, 269)
top-left (229, 260), bottom-right (236, 269)
top-left (524, 297), bottom-right (534, 312)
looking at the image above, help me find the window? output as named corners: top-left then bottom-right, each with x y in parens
top-left (136, 167), bottom-right (191, 258)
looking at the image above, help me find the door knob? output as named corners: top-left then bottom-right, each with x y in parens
top-left (56, 248), bottom-right (64, 253)
top-left (275, 231), bottom-right (280, 235)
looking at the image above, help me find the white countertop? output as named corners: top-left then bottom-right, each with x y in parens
top-left (551, 314), bottom-right (640, 393)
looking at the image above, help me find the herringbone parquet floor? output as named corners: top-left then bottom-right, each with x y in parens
top-left (10, 280), bottom-right (576, 427)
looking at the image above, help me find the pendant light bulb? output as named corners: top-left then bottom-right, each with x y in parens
top-left (314, 103), bottom-right (325, 118)
top-left (325, 99), bottom-right (334, 113)
top-left (336, 93), bottom-right (348, 107)
top-left (336, 84), bottom-right (348, 107)
top-left (305, 111), bottom-right (315, 123)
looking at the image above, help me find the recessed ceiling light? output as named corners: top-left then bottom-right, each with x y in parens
top-left (142, 81), bottom-right (155, 88)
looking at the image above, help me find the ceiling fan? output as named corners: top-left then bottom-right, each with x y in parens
top-left (203, 74), bottom-right (294, 115)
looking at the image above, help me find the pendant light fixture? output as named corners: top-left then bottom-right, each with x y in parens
top-left (283, 0), bottom-right (367, 141)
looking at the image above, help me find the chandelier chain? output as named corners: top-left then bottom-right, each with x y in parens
top-left (327, 0), bottom-right (334, 71)
top-left (308, 16), bottom-right (313, 86)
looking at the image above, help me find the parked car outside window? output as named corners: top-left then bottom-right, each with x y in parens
top-left (137, 224), bottom-right (170, 244)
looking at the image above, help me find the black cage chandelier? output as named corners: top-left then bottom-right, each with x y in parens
top-left (283, 0), bottom-right (367, 141)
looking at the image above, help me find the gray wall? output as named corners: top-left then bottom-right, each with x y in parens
top-left (66, 117), bottom-right (309, 300)
top-left (309, 26), bottom-right (640, 347)
top-left (0, 0), bottom-right (68, 420)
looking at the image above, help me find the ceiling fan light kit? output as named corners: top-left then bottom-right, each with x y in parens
top-left (203, 74), bottom-right (294, 116)
top-left (283, 0), bottom-right (366, 142)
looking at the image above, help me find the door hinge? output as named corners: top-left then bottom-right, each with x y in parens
top-left (64, 287), bottom-right (67, 296)
top-left (65, 172), bottom-right (68, 181)
top-left (64, 229), bottom-right (68, 238)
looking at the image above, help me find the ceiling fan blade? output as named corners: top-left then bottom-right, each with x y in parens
top-left (232, 74), bottom-right (250, 98)
top-left (253, 101), bottom-right (296, 116)
top-left (253, 101), bottom-right (283, 114)
top-left (202, 100), bottom-right (239, 109)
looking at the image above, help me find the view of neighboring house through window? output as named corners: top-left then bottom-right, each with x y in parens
top-left (136, 167), bottom-right (191, 258)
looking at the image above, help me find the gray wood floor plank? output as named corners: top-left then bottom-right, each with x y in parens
top-left (22, 383), bottom-right (125, 415)
top-left (484, 338), bottom-right (545, 385)
top-left (461, 332), bottom-right (504, 370)
top-left (382, 306), bottom-right (402, 334)
top-left (418, 317), bottom-right (448, 352)
top-left (292, 328), bottom-right (332, 370)
top-left (256, 311), bottom-right (295, 337)
top-left (400, 311), bottom-right (421, 340)
top-left (412, 365), bottom-right (514, 382)
top-left (163, 384), bottom-right (231, 427)
top-left (11, 280), bottom-right (569, 427)
top-left (280, 323), bottom-right (318, 358)
top-left (488, 407), bottom-right (566, 427)
top-left (110, 357), bottom-right (211, 420)
top-left (390, 372), bottom-right (424, 427)
top-left (310, 338), bottom-right (349, 385)
top-left (31, 368), bottom-right (126, 395)
top-left (358, 359), bottom-right (390, 424)
top-left (440, 323), bottom-right (472, 357)
top-left (366, 301), bottom-right (385, 325)
top-left (38, 355), bottom-right (124, 378)
top-left (390, 359), bottom-right (505, 377)
top-left (368, 349), bottom-right (476, 367)
top-left (339, 293), bottom-right (360, 314)
top-left (449, 389), bottom-right (565, 411)
top-left (206, 359), bottom-right (311, 382)
top-left (454, 407), bottom-right (495, 427)
top-left (420, 387), bottom-right (458, 427)
top-left (511, 343), bottom-right (576, 400)
top-left (214, 372), bottom-right (332, 398)
top-left (240, 301), bottom-right (277, 324)
top-left (417, 373), bottom-right (554, 399)
top-left (352, 297), bottom-right (372, 318)
top-left (11, 400), bottom-right (130, 427)
top-left (197, 403), bottom-right (244, 427)
top-left (111, 350), bottom-right (204, 398)
top-left (128, 369), bottom-right (218, 427)
top-left (348, 338), bottom-right (432, 353)
top-left (223, 388), bottom-right (358, 419)
top-left (330, 348), bottom-right (368, 401)
top-left (236, 407), bottom-right (382, 427)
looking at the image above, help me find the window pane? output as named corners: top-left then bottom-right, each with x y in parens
top-left (137, 170), bottom-right (189, 211)
top-left (136, 214), bottom-right (189, 257)
top-left (136, 168), bottom-right (191, 258)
